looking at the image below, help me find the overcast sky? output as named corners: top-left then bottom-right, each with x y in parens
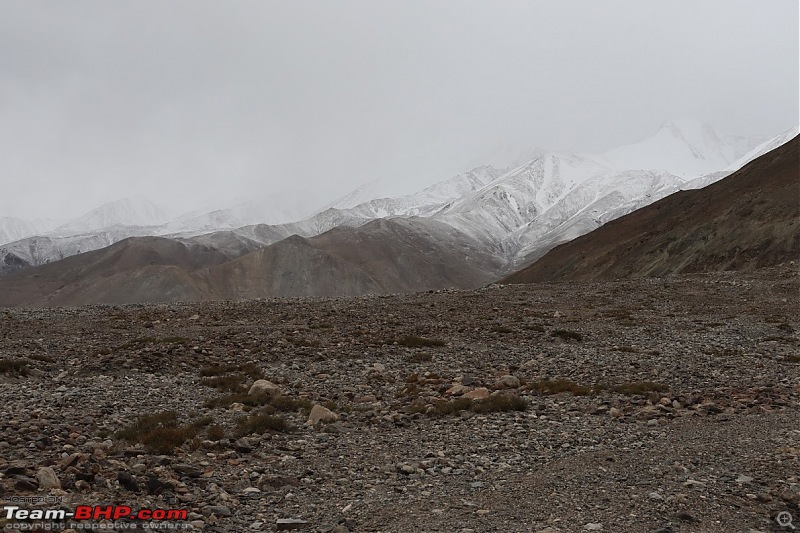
top-left (1, 0), bottom-right (797, 220)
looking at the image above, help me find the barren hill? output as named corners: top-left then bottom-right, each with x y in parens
top-left (0, 219), bottom-right (502, 306)
top-left (0, 237), bottom-right (227, 307)
top-left (502, 135), bottom-right (799, 284)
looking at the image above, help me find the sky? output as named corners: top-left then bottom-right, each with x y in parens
top-left (0, 0), bottom-right (797, 220)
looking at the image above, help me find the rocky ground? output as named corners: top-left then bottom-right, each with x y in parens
top-left (0, 265), bottom-right (798, 532)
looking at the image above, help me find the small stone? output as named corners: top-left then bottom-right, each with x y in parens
top-left (189, 314), bottom-right (200, 320)
top-left (735, 474), bottom-right (753, 483)
top-left (117, 472), bottom-right (140, 492)
top-left (248, 379), bottom-right (281, 397)
top-left (190, 520), bottom-right (205, 530)
top-left (201, 505), bottom-right (232, 517)
top-left (676, 511), bottom-right (697, 522)
top-left (648, 491), bottom-right (664, 500)
top-left (609, 407), bottom-right (623, 418)
top-left (306, 404), bottom-right (339, 425)
top-left (275, 518), bottom-right (309, 530)
top-left (35, 467), bottom-right (60, 489)
top-left (397, 464), bottom-right (415, 475)
top-left (14, 478), bottom-right (38, 492)
top-left (584, 524), bottom-right (603, 531)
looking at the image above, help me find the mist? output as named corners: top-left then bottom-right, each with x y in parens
top-left (0, 0), bottom-right (797, 220)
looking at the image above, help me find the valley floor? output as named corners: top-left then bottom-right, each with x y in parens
top-left (0, 265), bottom-right (798, 532)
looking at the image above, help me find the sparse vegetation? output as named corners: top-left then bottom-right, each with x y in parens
top-left (532, 379), bottom-right (593, 396)
top-left (116, 411), bottom-right (212, 454)
top-left (431, 394), bottom-right (529, 415)
top-left (235, 412), bottom-right (291, 436)
top-left (471, 394), bottom-right (528, 413)
top-left (207, 425), bottom-right (225, 441)
top-left (200, 374), bottom-right (248, 392)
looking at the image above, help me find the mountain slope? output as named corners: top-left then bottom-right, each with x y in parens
top-left (53, 197), bottom-right (170, 235)
top-left (501, 135), bottom-right (799, 284)
top-left (203, 218), bottom-right (502, 299)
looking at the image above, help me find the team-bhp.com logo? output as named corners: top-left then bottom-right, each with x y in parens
top-left (3, 505), bottom-right (188, 529)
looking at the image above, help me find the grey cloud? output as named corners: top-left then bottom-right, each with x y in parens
top-left (0, 0), bottom-right (797, 219)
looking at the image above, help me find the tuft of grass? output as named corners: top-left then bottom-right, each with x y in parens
top-left (471, 394), bottom-right (528, 413)
top-left (235, 412), bottom-right (291, 437)
top-left (200, 374), bottom-right (247, 392)
top-left (395, 335), bottom-right (445, 348)
top-left (203, 392), bottom-right (272, 409)
top-left (115, 411), bottom-right (210, 454)
top-left (431, 394), bottom-right (529, 416)
top-left (207, 425), bottom-right (225, 441)
top-left (532, 379), bottom-right (592, 396)
top-left (433, 397), bottom-right (472, 415)
top-left (0, 359), bottom-right (29, 376)
top-left (270, 396), bottom-right (313, 412)
top-left (550, 329), bottom-right (583, 342)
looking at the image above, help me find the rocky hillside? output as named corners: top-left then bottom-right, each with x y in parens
top-left (502, 135), bottom-right (799, 284)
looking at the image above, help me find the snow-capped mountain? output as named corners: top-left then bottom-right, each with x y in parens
top-left (161, 197), bottom-right (314, 237)
top-left (508, 170), bottom-right (686, 264)
top-left (1, 120), bottom-right (790, 279)
top-left (599, 118), bottom-right (762, 178)
top-left (329, 166), bottom-right (505, 220)
top-left (434, 153), bottom-right (613, 244)
top-left (0, 217), bottom-right (64, 246)
top-left (53, 197), bottom-right (171, 236)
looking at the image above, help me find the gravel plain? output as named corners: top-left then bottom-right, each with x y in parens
top-left (0, 265), bottom-right (798, 532)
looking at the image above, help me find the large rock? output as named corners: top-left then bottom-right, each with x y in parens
top-left (248, 379), bottom-right (281, 397)
top-left (496, 375), bottom-right (521, 389)
top-left (306, 404), bottom-right (339, 425)
top-left (36, 467), bottom-right (61, 489)
top-left (463, 387), bottom-right (490, 400)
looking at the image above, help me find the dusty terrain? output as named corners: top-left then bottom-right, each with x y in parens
top-left (0, 265), bottom-right (798, 532)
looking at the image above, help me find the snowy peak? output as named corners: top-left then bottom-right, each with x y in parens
top-left (601, 119), bottom-right (757, 178)
top-left (0, 217), bottom-right (63, 246)
top-left (54, 197), bottom-right (171, 235)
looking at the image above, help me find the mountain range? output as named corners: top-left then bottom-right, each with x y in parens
top-left (0, 120), bottom-right (796, 305)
